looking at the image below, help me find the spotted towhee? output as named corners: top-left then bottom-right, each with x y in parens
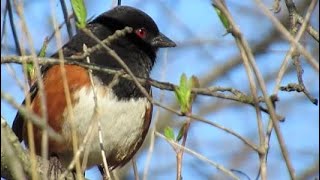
top-left (12, 5), bottom-right (176, 171)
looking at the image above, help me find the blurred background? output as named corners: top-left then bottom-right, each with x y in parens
top-left (1, 0), bottom-right (319, 179)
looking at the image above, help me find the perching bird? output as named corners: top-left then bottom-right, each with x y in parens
top-left (12, 5), bottom-right (176, 173)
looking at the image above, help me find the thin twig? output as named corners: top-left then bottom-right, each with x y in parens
top-left (6, 0), bottom-right (22, 55)
top-left (83, 44), bottom-right (111, 179)
top-left (213, 1), bottom-right (267, 178)
top-left (142, 127), bottom-right (156, 180)
top-left (1, 1), bottom-right (8, 44)
top-left (48, 2), bottom-right (82, 178)
top-left (284, 0), bottom-right (319, 42)
top-left (267, 3), bottom-right (319, 176)
top-left (156, 132), bottom-right (240, 180)
top-left (214, 1), bottom-right (297, 179)
top-left (296, 159), bottom-right (319, 180)
top-left (255, 0), bottom-right (319, 72)
top-left (132, 158), bottom-right (140, 180)
top-left (59, 0), bottom-right (73, 39)
top-left (176, 116), bottom-right (192, 180)
top-left (280, 0), bottom-right (318, 104)
top-left (1, 117), bottom-right (28, 180)
top-left (1, 56), bottom-right (283, 118)
top-left (241, 2), bottom-right (298, 179)
top-left (143, 50), bottom-right (169, 180)
top-left (296, 14), bottom-right (319, 42)
top-left (47, 14), bottom-right (74, 43)
top-left (58, 115), bottom-right (98, 179)
top-left (72, 27), bottom-right (133, 60)
top-left (270, 1), bottom-right (318, 178)
top-left (13, 2), bottom-right (49, 177)
top-left (280, 82), bottom-right (318, 105)
top-left (271, 0), bottom-right (282, 13)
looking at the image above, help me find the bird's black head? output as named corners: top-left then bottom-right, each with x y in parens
top-left (91, 6), bottom-right (176, 53)
top-left (84, 6), bottom-right (176, 98)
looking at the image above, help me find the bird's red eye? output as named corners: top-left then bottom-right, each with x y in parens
top-left (135, 28), bottom-right (147, 39)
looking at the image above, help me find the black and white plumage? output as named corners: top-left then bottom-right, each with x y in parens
top-left (12, 5), bottom-right (176, 171)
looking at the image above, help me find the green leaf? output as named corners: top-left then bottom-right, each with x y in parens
top-left (164, 127), bottom-right (175, 141)
top-left (26, 63), bottom-right (34, 83)
top-left (38, 38), bottom-right (48, 57)
top-left (174, 73), bottom-right (191, 113)
top-left (27, 39), bottom-right (49, 84)
top-left (174, 74), bottom-right (200, 114)
top-left (180, 73), bottom-right (187, 91)
top-left (71, 0), bottom-right (87, 28)
top-left (212, 4), bottom-right (230, 31)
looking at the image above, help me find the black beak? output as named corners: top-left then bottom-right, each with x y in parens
top-left (151, 33), bottom-right (176, 48)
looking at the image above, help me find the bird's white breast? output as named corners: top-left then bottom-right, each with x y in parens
top-left (59, 85), bottom-right (150, 168)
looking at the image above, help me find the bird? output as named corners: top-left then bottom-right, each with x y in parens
top-left (12, 5), bottom-right (176, 174)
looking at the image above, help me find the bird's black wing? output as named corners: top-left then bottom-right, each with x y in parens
top-left (12, 20), bottom-right (125, 141)
top-left (11, 26), bottom-right (94, 141)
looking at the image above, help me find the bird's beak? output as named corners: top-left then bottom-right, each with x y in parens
top-left (151, 33), bottom-right (176, 48)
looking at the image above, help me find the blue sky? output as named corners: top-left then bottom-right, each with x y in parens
top-left (1, 0), bottom-right (319, 179)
